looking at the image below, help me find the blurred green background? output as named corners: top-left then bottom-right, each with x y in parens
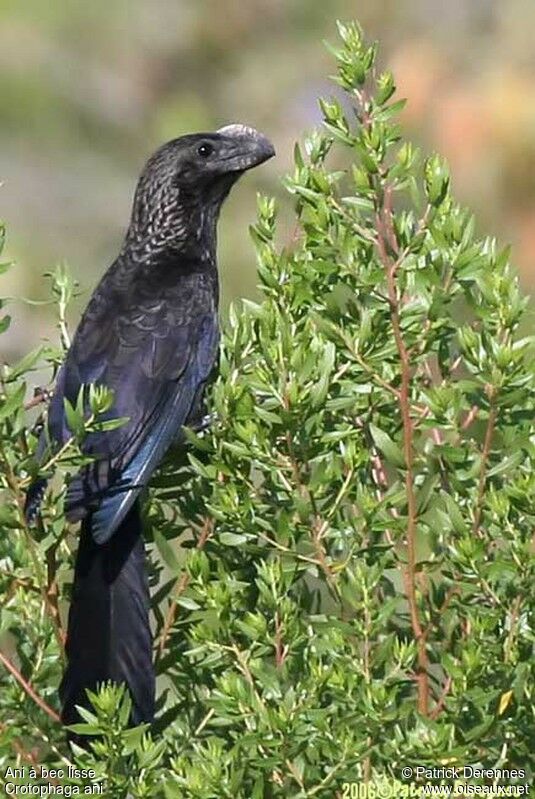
top-left (2, 0), bottom-right (535, 360)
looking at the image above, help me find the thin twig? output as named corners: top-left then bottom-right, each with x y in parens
top-left (307, 746), bottom-right (349, 795)
top-left (351, 347), bottom-right (401, 400)
top-left (0, 650), bottom-right (60, 723)
top-left (156, 516), bottom-right (213, 658)
top-left (285, 759), bottom-right (305, 791)
top-left (230, 643), bottom-right (266, 710)
top-left (18, 423), bottom-right (92, 489)
top-left (274, 611), bottom-right (289, 669)
top-left (256, 530), bottom-right (322, 566)
top-left (430, 675), bottom-right (452, 720)
top-left (193, 707), bottom-right (215, 737)
top-left (24, 388), bottom-right (52, 411)
top-left (44, 536), bottom-right (66, 648)
top-left (472, 389), bottom-right (497, 536)
top-left (311, 514), bottom-right (339, 593)
top-left (329, 196), bottom-right (378, 246)
top-left (461, 404), bottom-right (479, 431)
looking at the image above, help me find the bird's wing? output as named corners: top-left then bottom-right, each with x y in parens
top-left (50, 267), bottom-right (218, 543)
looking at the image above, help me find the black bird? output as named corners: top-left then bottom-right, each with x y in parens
top-left (25, 124), bottom-right (274, 731)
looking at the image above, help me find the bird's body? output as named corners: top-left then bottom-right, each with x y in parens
top-left (55, 258), bottom-right (220, 542)
top-left (25, 125), bottom-right (274, 732)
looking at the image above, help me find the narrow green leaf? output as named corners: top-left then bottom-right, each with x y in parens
top-left (369, 423), bottom-right (405, 468)
top-left (0, 382), bottom-right (25, 422)
top-left (219, 532), bottom-right (248, 546)
top-left (153, 529), bottom-right (181, 574)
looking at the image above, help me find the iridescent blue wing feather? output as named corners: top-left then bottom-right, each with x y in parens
top-left (46, 266), bottom-right (218, 543)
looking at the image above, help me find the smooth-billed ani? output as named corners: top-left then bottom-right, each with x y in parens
top-left (25, 124), bottom-right (274, 732)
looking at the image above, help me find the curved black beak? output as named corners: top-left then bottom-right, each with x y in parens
top-left (216, 124), bottom-right (275, 172)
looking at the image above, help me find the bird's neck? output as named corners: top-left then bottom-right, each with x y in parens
top-left (122, 188), bottom-right (225, 270)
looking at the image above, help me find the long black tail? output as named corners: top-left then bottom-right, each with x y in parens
top-left (60, 501), bottom-right (154, 733)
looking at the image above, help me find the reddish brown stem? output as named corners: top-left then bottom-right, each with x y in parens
top-left (430, 675), bottom-right (452, 720)
top-left (461, 404), bottom-right (479, 431)
top-left (43, 529), bottom-right (66, 649)
top-left (375, 189), bottom-right (429, 716)
top-left (0, 650), bottom-right (60, 723)
top-left (23, 388), bottom-right (51, 411)
top-left (156, 517), bottom-right (213, 658)
top-left (472, 392), bottom-right (497, 536)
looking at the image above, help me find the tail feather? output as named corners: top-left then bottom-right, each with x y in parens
top-left (60, 501), bottom-right (154, 733)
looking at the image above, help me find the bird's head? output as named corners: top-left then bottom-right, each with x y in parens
top-left (127, 124), bottom-right (275, 261)
top-left (171, 124), bottom-right (275, 189)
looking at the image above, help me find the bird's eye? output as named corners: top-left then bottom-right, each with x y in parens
top-left (197, 143), bottom-right (213, 158)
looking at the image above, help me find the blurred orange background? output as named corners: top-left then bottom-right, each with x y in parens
top-left (1, 0), bottom-right (534, 359)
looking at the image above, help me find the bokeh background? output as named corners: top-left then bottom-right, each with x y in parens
top-left (1, 0), bottom-right (535, 359)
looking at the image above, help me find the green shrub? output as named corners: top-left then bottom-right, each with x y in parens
top-left (1, 21), bottom-right (534, 798)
